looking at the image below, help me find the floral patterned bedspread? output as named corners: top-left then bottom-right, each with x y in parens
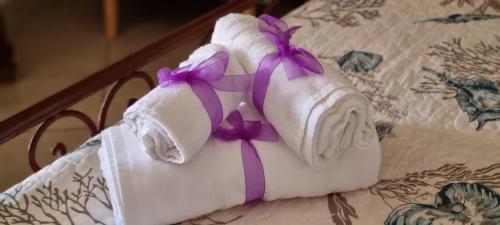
top-left (2, 0), bottom-right (500, 224)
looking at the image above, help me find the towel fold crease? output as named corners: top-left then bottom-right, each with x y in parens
top-left (99, 104), bottom-right (381, 225)
top-left (212, 14), bottom-right (377, 168)
top-left (123, 44), bottom-right (247, 163)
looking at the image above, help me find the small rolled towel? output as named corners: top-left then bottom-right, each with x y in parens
top-left (123, 43), bottom-right (248, 163)
top-left (211, 14), bottom-right (377, 169)
top-left (99, 104), bottom-right (381, 225)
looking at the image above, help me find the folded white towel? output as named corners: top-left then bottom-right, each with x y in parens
top-left (99, 104), bottom-right (381, 225)
top-left (212, 14), bottom-right (377, 169)
top-left (123, 44), bottom-right (247, 163)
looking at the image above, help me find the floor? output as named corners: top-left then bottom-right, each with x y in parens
top-left (0, 0), bottom-right (302, 191)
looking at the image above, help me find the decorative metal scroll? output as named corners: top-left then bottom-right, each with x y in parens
top-left (98, 71), bottom-right (155, 131)
top-left (28, 71), bottom-right (155, 172)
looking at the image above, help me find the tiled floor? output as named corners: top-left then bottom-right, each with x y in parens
top-left (0, 0), bottom-right (220, 191)
top-left (0, 0), bottom-right (303, 191)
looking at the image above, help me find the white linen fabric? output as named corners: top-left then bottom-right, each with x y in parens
top-left (99, 104), bottom-right (381, 225)
top-left (123, 44), bottom-right (247, 164)
top-left (211, 14), bottom-right (377, 169)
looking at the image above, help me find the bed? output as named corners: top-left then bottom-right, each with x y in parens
top-left (1, 0), bottom-right (500, 224)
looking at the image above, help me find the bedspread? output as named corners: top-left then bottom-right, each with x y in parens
top-left (2, 0), bottom-right (500, 224)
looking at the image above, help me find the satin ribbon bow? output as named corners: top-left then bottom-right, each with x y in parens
top-left (158, 51), bottom-right (250, 132)
top-left (213, 110), bottom-right (279, 202)
top-left (253, 14), bottom-right (324, 113)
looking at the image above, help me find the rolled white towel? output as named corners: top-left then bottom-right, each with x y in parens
top-left (99, 104), bottom-right (381, 225)
top-left (212, 14), bottom-right (377, 169)
top-left (123, 43), bottom-right (248, 163)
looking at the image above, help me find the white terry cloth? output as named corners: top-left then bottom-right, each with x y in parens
top-left (211, 14), bottom-right (377, 169)
top-left (123, 44), bottom-right (247, 164)
top-left (99, 104), bottom-right (381, 225)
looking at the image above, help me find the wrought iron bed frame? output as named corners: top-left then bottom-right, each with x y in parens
top-left (0, 0), bottom-right (278, 172)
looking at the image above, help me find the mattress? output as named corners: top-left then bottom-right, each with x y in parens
top-left (2, 0), bottom-right (500, 224)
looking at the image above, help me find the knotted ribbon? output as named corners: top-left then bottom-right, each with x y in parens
top-left (158, 51), bottom-right (251, 132)
top-left (213, 110), bottom-right (279, 202)
top-left (253, 14), bottom-right (324, 113)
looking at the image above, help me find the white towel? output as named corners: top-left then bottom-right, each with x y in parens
top-left (123, 44), bottom-right (247, 163)
top-left (99, 104), bottom-right (381, 225)
top-left (211, 14), bottom-right (377, 169)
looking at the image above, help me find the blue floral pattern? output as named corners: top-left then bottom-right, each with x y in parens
top-left (385, 183), bottom-right (500, 225)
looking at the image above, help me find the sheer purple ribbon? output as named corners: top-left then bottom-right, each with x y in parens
top-left (158, 51), bottom-right (251, 132)
top-left (253, 14), bottom-right (324, 113)
top-left (213, 110), bottom-right (279, 202)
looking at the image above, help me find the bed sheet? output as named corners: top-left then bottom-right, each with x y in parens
top-left (2, 0), bottom-right (500, 224)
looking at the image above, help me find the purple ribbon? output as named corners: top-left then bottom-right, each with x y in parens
top-left (213, 110), bottom-right (279, 202)
top-left (158, 51), bottom-right (251, 132)
top-left (253, 14), bottom-right (324, 113)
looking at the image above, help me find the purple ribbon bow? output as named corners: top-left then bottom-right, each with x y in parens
top-left (158, 51), bottom-right (251, 132)
top-left (253, 14), bottom-right (324, 113)
top-left (213, 110), bottom-right (279, 202)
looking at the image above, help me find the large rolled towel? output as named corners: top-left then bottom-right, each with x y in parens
top-left (212, 14), bottom-right (377, 169)
top-left (123, 44), bottom-right (248, 163)
top-left (99, 104), bottom-right (381, 225)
